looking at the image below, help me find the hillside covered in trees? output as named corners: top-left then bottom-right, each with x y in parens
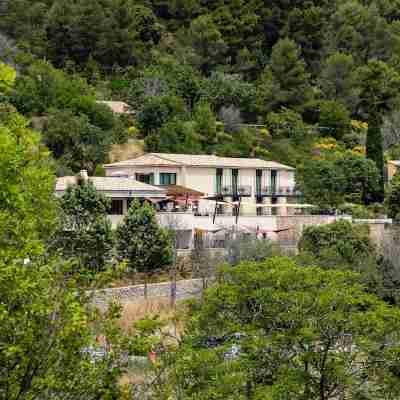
top-left (2, 0), bottom-right (400, 208)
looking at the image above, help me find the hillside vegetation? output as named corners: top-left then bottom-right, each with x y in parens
top-left (2, 0), bottom-right (400, 207)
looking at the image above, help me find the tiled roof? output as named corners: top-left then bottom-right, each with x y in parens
top-left (104, 153), bottom-right (294, 170)
top-left (104, 153), bottom-right (181, 167)
top-left (55, 176), bottom-right (165, 193)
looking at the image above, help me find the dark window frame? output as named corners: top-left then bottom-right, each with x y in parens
top-left (110, 199), bottom-right (124, 215)
top-left (160, 172), bottom-right (177, 185)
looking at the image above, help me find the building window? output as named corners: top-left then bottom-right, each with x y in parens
top-left (135, 173), bottom-right (154, 185)
top-left (110, 199), bottom-right (123, 215)
top-left (271, 170), bottom-right (278, 193)
top-left (232, 169), bottom-right (239, 196)
top-left (216, 168), bottom-right (223, 194)
top-left (256, 169), bottom-right (262, 196)
top-left (160, 173), bottom-right (177, 185)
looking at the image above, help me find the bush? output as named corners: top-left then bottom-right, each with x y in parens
top-left (225, 234), bottom-right (280, 265)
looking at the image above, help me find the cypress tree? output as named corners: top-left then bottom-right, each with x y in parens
top-left (365, 116), bottom-right (384, 203)
top-left (356, 60), bottom-right (400, 203)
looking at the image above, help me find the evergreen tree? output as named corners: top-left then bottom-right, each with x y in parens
top-left (256, 38), bottom-right (312, 116)
top-left (356, 60), bottom-right (400, 203)
top-left (115, 200), bottom-right (173, 275)
top-left (54, 179), bottom-right (114, 275)
top-left (319, 52), bottom-right (358, 112)
top-left (187, 15), bottom-right (228, 75)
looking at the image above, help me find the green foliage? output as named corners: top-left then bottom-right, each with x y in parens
top-left (200, 72), bottom-right (256, 114)
top-left (298, 220), bottom-right (374, 267)
top-left (187, 15), bottom-right (228, 75)
top-left (257, 38), bottom-right (312, 115)
top-left (137, 95), bottom-right (186, 135)
top-left (53, 180), bottom-right (114, 275)
top-left (11, 60), bottom-right (94, 115)
top-left (11, 61), bottom-right (127, 173)
top-left (319, 52), bottom-right (358, 112)
top-left (42, 110), bottom-right (111, 175)
top-left (0, 62), bottom-right (16, 93)
top-left (356, 60), bottom-right (400, 202)
top-left (0, 257), bottom-right (129, 400)
top-left (0, 104), bottom-right (56, 260)
top-left (126, 59), bottom-right (202, 110)
top-left (225, 235), bottom-right (279, 265)
top-left (145, 118), bottom-right (202, 154)
top-left (162, 258), bottom-right (400, 399)
top-left (318, 100), bottom-right (351, 141)
top-left (297, 152), bottom-right (380, 208)
top-left (116, 200), bottom-right (173, 274)
top-left (386, 172), bottom-right (400, 220)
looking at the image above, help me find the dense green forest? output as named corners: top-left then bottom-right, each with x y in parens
top-left (2, 0), bottom-right (400, 207)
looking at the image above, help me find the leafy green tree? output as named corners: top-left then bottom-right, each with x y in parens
top-left (0, 62), bottom-right (16, 93)
top-left (145, 118), bottom-right (202, 154)
top-left (11, 60), bottom-right (94, 115)
top-left (193, 102), bottom-right (217, 150)
top-left (328, 1), bottom-right (396, 65)
top-left (0, 104), bottom-right (56, 260)
top-left (297, 152), bottom-right (381, 208)
top-left (42, 110), bottom-right (111, 175)
top-left (53, 179), bottom-right (114, 275)
top-left (283, 5), bottom-right (326, 73)
top-left (187, 15), bottom-right (228, 74)
top-left (297, 157), bottom-right (346, 209)
top-left (356, 60), bottom-right (400, 202)
top-left (0, 257), bottom-right (128, 400)
top-left (319, 52), bottom-right (358, 112)
top-left (386, 172), bottom-right (400, 220)
top-left (225, 235), bottom-right (279, 265)
top-left (298, 220), bottom-right (375, 268)
top-left (318, 100), bottom-right (351, 141)
top-left (126, 59), bottom-right (202, 110)
top-left (116, 200), bottom-right (173, 275)
top-left (257, 38), bottom-right (312, 115)
top-left (46, 0), bottom-right (161, 69)
top-left (137, 95), bottom-right (186, 136)
top-left (157, 258), bottom-right (400, 399)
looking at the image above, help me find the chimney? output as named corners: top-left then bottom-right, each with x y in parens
top-left (79, 170), bottom-right (89, 181)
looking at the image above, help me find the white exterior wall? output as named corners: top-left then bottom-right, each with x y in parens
top-left (184, 167), bottom-right (216, 195)
top-left (105, 166), bottom-right (182, 185)
top-left (104, 165), bottom-right (297, 202)
top-left (278, 170), bottom-right (295, 188)
top-left (237, 169), bottom-right (255, 196)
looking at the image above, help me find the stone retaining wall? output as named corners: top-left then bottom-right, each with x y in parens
top-left (92, 278), bottom-right (209, 307)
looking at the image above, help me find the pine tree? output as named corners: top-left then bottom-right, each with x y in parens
top-left (116, 200), bottom-right (173, 275)
top-left (256, 38), bottom-right (312, 116)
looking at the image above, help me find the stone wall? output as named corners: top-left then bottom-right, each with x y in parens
top-left (92, 278), bottom-right (209, 307)
top-left (275, 215), bottom-right (351, 244)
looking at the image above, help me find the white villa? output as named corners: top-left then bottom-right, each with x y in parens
top-left (55, 171), bottom-right (167, 227)
top-left (104, 153), bottom-right (301, 216)
top-left (55, 156), bottom-right (327, 250)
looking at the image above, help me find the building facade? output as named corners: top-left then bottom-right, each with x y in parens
top-left (104, 153), bottom-right (301, 216)
top-left (55, 170), bottom-right (167, 227)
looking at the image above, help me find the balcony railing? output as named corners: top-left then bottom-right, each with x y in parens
top-left (259, 186), bottom-right (302, 196)
top-left (217, 185), bottom-right (252, 197)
